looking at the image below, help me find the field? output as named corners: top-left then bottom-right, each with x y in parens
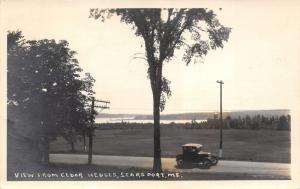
top-left (50, 128), bottom-right (290, 163)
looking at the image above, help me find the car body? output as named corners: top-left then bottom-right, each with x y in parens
top-left (176, 143), bottom-right (218, 168)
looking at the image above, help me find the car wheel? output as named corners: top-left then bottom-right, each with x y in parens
top-left (177, 159), bottom-right (184, 167)
top-left (211, 156), bottom-right (218, 165)
top-left (202, 160), bottom-right (211, 169)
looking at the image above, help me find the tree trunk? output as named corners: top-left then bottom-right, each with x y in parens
top-left (41, 136), bottom-right (50, 165)
top-left (83, 134), bottom-right (87, 152)
top-left (70, 127), bottom-right (75, 152)
top-left (70, 140), bottom-right (75, 152)
top-left (45, 138), bottom-right (49, 163)
top-left (152, 63), bottom-right (163, 173)
top-left (153, 91), bottom-right (162, 172)
top-left (88, 129), bottom-right (93, 164)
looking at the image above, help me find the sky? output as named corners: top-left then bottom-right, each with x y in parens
top-left (1, 0), bottom-right (300, 114)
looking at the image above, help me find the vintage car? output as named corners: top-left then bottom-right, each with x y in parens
top-left (176, 143), bottom-right (218, 168)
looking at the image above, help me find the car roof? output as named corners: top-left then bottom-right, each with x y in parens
top-left (182, 143), bottom-right (203, 148)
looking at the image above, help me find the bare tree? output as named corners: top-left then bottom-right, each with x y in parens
top-left (90, 8), bottom-right (231, 172)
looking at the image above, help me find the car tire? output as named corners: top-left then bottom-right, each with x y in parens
top-left (202, 160), bottom-right (211, 169)
top-left (177, 159), bottom-right (184, 167)
top-left (211, 156), bottom-right (218, 165)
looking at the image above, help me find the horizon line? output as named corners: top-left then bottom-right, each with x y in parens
top-left (99, 109), bottom-right (290, 115)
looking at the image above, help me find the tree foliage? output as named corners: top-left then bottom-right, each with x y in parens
top-left (7, 31), bottom-right (95, 165)
top-left (90, 8), bottom-right (230, 110)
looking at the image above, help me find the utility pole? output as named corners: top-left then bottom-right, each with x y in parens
top-left (88, 97), bottom-right (110, 165)
top-left (88, 97), bottom-right (95, 164)
top-left (216, 80), bottom-right (224, 158)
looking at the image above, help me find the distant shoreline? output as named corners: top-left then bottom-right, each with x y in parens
top-left (95, 109), bottom-right (290, 120)
top-left (95, 118), bottom-right (207, 124)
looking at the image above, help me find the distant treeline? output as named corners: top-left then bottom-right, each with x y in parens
top-left (201, 114), bottom-right (290, 130)
top-left (96, 109), bottom-right (289, 120)
top-left (95, 114), bottom-right (291, 131)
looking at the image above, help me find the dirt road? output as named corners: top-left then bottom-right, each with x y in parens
top-left (50, 153), bottom-right (290, 177)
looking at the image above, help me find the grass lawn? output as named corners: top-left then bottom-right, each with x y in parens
top-left (50, 128), bottom-right (290, 163)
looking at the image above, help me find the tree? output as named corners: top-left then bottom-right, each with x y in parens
top-left (90, 8), bottom-right (231, 172)
top-left (7, 31), bottom-right (94, 166)
top-left (80, 73), bottom-right (96, 151)
top-left (277, 115), bottom-right (290, 130)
